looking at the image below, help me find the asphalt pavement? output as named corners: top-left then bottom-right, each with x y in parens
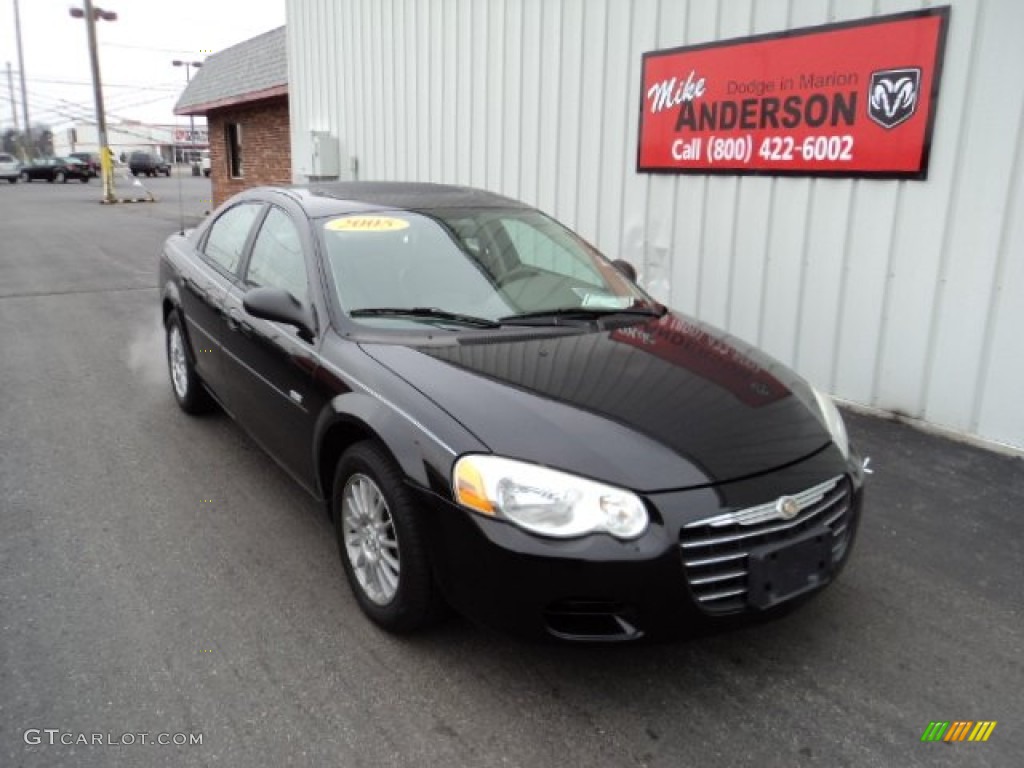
top-left (1, 176), bottom-right (1022, 767)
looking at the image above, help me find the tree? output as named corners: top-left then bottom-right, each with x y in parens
top-left (30, 122), bottom-right (54, 156)
top-left (1, 127), bottom-right (17, 155)
top-left (0, 122), bottom-right (54, 159)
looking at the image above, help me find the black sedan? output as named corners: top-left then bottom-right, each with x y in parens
top-left (69, 151), bottom-right (101, 177)
top-left (19, 157), bottom-right (91, 183)
top-left (159, 182), bottom-right (865, 641)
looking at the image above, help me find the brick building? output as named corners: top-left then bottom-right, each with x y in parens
top-left (175, 27), bottom-right (289, 207)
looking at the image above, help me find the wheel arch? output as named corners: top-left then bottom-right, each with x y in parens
top-left (314, 392), bottom-right (441, 504)
top-left (161, 289), bottom-right (201, 372)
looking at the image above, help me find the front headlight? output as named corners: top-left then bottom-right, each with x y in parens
top-left (812, 387), bottom-right (850, 460)
top-left (452, 455), bottom-right (648, 540)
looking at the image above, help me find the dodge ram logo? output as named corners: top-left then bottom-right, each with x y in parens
top-left (868, 68), bottom-right (922, 129)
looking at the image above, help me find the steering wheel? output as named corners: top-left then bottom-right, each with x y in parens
top-left (495, 266), bottom-right (539, 288)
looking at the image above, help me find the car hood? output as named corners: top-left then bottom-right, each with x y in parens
top-left (360, 312), bottom-right (832, 492)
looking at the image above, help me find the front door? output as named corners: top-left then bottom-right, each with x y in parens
top-left (218, 205), bottom-right (324, 492)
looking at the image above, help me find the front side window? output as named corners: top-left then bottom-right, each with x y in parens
top-left (245, 207), bottom-right (308, 303)
top-left (203, 203), bottom-right (261, 275)
top-left (319, 208), bottom-right (651, 329)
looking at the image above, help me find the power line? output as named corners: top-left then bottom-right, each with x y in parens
top-left (101, 42), bottom-right (209, 55)
top-left (16, 75), bottom-right (181, 92)
top-left (1, 90), bottom-right (188, 134)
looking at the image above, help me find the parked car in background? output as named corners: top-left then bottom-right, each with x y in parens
top-left (159, 182), bottom-right (866, 642)
top-left (19, 157), bottom-right (91, 183)
top-left (0, 152), bottom-right (21, 183)
top-left (200, 150), bottom-right (211, 177)
top-left (129, 151), bottom-right (172, 177)
top-left (69, 152), bottom-right (101, 177)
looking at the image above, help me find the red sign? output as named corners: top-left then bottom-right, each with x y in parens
top-left (174, 127), bottom-right (209, 144)
top-left (637, 8), bottom-right (949, 179)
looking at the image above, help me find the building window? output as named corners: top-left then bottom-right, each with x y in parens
top-left (226, 122), bottom-right (243, 178)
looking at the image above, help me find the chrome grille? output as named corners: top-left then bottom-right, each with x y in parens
top-left (680, 475), bottom-right (853, 613)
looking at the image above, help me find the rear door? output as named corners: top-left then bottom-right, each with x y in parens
top-left (183, 201), bottom-right (263, 404)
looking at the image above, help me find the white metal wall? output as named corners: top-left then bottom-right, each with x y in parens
top-left (287, 0), bottom-right (1024, 451)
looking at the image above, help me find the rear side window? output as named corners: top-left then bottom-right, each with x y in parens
top-left (0, 154), bottom-right (14, 163)
top-left (203, 203), bottom-right (261, 275)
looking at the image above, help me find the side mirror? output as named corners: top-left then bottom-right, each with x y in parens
top-left (243, 286), bottom-right (315, 339)
top-left (612, 259), bottom-right (637, 283)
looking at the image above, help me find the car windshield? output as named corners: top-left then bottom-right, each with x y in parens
top-left (319, 207), bottom-right (656, 330)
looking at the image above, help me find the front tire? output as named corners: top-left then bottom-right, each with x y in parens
top-left (332, 442), bottom-right (443, 633)
top-left (80, 176), bottom-right (89, 183)
top-left (165, 312), bottom-right (213, 414)
top-left (20, 171), bottom-right (29, 182)
top-left (55, 170), bottom-right (66, 183)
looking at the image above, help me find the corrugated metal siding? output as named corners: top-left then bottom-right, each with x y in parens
top-left (287, 0), bottom-right (1024, 451)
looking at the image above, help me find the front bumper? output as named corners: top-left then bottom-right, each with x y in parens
top-left (417, 447), bottom-right (864, 641)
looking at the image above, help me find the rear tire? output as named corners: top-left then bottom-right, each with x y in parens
top-left (80, 176), bottom-right (89, 184)
top-left (20, 171), bottom-right (29, 182)
top-left (6, 177), bottom-right (15, 184)
top-left (165, 312), bottom-right (213, 414)
top-left (55, 170), bottom-right (66, 183)
top-left (332, 441), bottom-right (444, 633)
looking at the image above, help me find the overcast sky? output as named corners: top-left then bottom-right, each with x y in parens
top-left (0, 0), bottom-right (286, 131)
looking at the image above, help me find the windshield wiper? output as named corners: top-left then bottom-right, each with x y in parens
top-left (498, 305), bottom-right (666, 325)
top-left (349, 307), bottom-right (501, 328)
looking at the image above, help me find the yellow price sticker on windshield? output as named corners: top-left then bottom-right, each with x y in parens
top-left (325, 215), bottom-right (410, 232)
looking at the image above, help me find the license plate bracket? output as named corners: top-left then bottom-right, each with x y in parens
top-left (747, 526), bottom-right (833, 609)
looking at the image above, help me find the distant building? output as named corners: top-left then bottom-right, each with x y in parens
top-left (51, 121), bottom-right (205, 161)
top-left (175, 26), bottom-right (289, 207)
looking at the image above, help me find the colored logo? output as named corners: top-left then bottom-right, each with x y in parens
top-left (920, 721), bottom-right (997, 742)
top-left (325, 215), bottom-right (410, 232)
top-left (868, 68), bottom-right (921, 129)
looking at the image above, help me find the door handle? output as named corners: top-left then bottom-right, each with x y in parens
top-left (226, 307), bottom-right (253, 335)
top-left (184, 277), bottom-right (214, 303)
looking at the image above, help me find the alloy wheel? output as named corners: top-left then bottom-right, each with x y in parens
top-left (168, 324), bottom-right (189, 399)
top-left (341, 473), bottom-right (401, 605)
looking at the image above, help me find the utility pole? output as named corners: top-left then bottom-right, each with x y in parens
top-left (172, 60), bottom-right (202, 168)
top-left (13, 0), bottom-right (32, 159)
top-left (71, 0), bottom-right (117, 203)
top-left (6, 62), bottom-right (18, 136)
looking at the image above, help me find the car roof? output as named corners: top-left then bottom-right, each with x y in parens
top-left (256, 182), bottom-right (533, 218)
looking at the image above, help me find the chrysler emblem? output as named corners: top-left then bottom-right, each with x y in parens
top-left (776, 496), bottom-right (800, 520)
